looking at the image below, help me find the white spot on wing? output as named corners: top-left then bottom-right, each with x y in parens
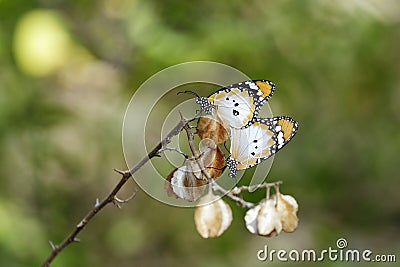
top-left (277, 132), bottom-right (284, 145)
top-left (249, 84), bottom-right (258, 90)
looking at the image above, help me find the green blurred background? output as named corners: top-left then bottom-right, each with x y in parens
top-left (1, 0), bottom-right (399, 266)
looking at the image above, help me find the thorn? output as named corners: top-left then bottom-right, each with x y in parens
top-left (49, 241), bottom-right (58, 251)
top-left (153, 154), bottom-right (162, 158)
top-left (178, 110), bottom-right (187, 122)
top-left (77, 220), bottom-right (85, 228)
top-left (113, 168), bottom-right (125, 175)
top-left (94, 198), bottom-right (100, 208)
top-left (73, 237), bottom-right (81, 243)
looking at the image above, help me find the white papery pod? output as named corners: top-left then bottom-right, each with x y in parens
top-left (257, 198), bottom-right (282, 236)
top-left (164, 166), bottom-right (205, 202)
top-left (245, 198), bottom-right (282, 237)
top-left (276, 192), bottom-right (299, 233)
top-left (194, 192), bottom-right (232, 238)
top-left (164, 139), bottom-right (225, 202)
top-left (244, 202), bottom-right (261, 234)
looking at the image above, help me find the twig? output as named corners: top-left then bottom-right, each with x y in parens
top-left (231, 181), bottom-right (282, 195)
top-left (158, 147), bottom-right (189, 158)
top-left (40, 113), bottom-right (198, 267)
top-left (212, 182), bottom-right (255, 208)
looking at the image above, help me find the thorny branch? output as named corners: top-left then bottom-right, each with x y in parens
top-left (41, 109), bottom-right (280, 267)
top-left (41, 113), bottom-right (197, 267)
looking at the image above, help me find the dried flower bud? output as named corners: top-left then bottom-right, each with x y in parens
top-left (245, 198), bottom-right (282, 237)
top-left (194, 192), bottom-right (232, 238)
top-left (197, 115), bottom-right (229, 145)
top-left (164, 166), bottom-right (206, 202)
top-left (276, 192), bottom-right (298, 233)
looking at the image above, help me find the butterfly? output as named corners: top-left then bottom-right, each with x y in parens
top-left (195, 80), bottom-right (275, 129)
top-left (226, 116), bottom-right (298, 178)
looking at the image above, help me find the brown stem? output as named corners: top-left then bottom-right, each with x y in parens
top-left (40, 115), bottom-right (195, 267)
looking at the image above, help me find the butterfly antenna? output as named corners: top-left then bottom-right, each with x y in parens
top-left (177, 90), bottom-right (200, 98)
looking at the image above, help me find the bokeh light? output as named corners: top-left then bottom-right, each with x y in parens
top-left (13, 9), bottom-right (73, 76)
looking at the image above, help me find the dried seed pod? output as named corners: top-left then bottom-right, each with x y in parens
top-left (257, 198), bottom-right (282, 237)
top-left (244, 203), bottom-right (261, 235)
top-left (245, 197), bottom-right (282, 237)
top-left (164, 166), bottom-right (206, 202)
top-left (197, 115), bottom-right (229, 145)
top-left (197, 138), bottom-right (225, 180)
top-left (164, 139), bottom-right (224, 202)
top-left (276, 192), bottom-right (298, 233)
top-left (194, 192), bottom-right (232, 238)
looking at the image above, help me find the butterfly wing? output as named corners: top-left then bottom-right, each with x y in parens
top-left (196, 80), bottom-right (275, 128)
top-left (226, 80), bottom-right (275, 109)
top-left (227, 116), bottom-right (298, 177)
top-left (210, 87), bottom-right (256, 128)
top-left (272, 116), bottom-right (298, 150)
